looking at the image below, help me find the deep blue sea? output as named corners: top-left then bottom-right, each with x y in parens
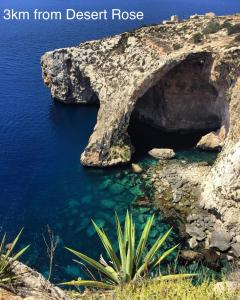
top-left (0, 0), bottom-right (239, 282)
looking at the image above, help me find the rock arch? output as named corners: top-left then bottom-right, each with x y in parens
top-left (128, 52), bottom-right (225, 154)
top-left (81, 51), bottom-right (227, 166)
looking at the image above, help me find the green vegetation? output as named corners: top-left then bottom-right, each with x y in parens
top-left (62, 212), bottom-right (195, 290)
top-left (234, 34), bottom-right (240, 42)
top-left (173, 43), bottom-right (182, 50)
top-left (192, 32), bottom-right (203, 44)
top-left (68, 278), bottom-right (239, 300)
top-left (203, 22), bottom-right (221, 34)
top-left (0, 229), bottom-right (30, 285)
top-left (221, 21), bottom-right (240, 35)
top-left (227, 23), bottom-right (240, 35)
top-left (221, 20), bottom-right (233, 32)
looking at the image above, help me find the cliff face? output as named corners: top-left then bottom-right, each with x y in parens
top-left (197, 79), bottom-right (240, 251)
top-left (41, 15), bottom-right (239, 166)
top-left (41, 14), bottom-right (240, 254)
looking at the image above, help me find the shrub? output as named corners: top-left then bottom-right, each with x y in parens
top-left (227, 23), bottom-right (240, 35)
top-left (221, 20), bottom-right (233, 32)
top-left (62, 211), bottom-right (196, 290)
top-left (203, 22), bottom-right (221, 34)
top-left (222, 21), bottom-right (240, 35)
top-left (76, 278), bottom-right (239, 300)
top-left (0, 229), bottom-right (30, 285)
top-left (192, 32), bottom-right (203, 44)
top-left (173, 43), bottom-right (182, 50)
top-left (234, 34), bottom-right (240, 42)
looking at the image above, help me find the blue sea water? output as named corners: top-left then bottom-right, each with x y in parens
top-left (0, 0), bottom-right (239, 282)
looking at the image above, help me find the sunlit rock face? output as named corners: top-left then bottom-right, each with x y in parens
top-left (41, 15), bottom-right (239, 167)
top-left (199, 79), bottom-right (240, 239)
top-left (41, 14), bottom-right (240, 254)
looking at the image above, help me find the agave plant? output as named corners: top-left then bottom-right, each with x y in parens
top-left (62, 211), bottom-right (196, 289)
top-left (0, 229), bottom-right (30, 284)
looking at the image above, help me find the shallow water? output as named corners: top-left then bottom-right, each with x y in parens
top-left (0, 0), bottom-right (239, 282)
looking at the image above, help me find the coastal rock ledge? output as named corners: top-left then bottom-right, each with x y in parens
top-left (41, 14), bottom-right (240, 253)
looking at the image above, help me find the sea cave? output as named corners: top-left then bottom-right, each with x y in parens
top-left (128, 52), bottom-right (225, 157)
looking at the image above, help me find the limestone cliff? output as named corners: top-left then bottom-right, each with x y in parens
top-left (41, 14), bottom-right (240, 254)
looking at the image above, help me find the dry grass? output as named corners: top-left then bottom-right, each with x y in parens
top-left (67, 278), bottom-right (240, 300)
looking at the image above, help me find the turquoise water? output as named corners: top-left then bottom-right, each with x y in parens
top-left (176, 150), bottom-right (218, 164)
top-left (0, 0), bottom-right (239, 282)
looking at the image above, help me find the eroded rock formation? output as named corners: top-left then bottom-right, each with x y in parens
top-left (41, 14), bottom-right (240, 255)
top-left (1, 261), bottom-right (68, 300)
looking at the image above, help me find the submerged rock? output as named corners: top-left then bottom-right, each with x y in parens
top-left (109, 182), bottom-right (125, 194)
top-left (148, 148), bottom-right (175, 160)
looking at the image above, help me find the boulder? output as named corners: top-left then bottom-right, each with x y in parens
top-left (196, 126), bottom-right (226, 151)
top-left (180, 250), bottom-right (204, 261)
top-left (0, 289), bottom-right (22, 300)
top-left (210, 229), bottom-right (232, 252)
top-left (190, 14), bottom-right (201, 19)
top-left (188, 237), bottom-right (198, 249)
top-left (170, 15), bottom-right (180, 23)
top-left (10, 261), bottom-right (68, 300)
top-left (231, 243), bottom-right (240, 258)
top-left (227, 271), bottom-right (240, 282)
top-left (214, 281), bottom-right (240, 294)
top-left (148, 148), bottom-right (175, 160)
top-left (205, 12), bottom-right (216, 18)
top-left (162, 20), bottom-right (173, 25)
top-left (131, 163), bottom-right (143, 173)
top-left (196, 132), bottom-right (221, 151)
top-left (186, 224), bottom-right (205, 241)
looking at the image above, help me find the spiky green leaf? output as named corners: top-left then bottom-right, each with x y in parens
top-left (158, 273), bottom-right (199, 281)
top-left (60, 280), bottom-right (113, 289)
top-left (125, 214), bottom-right (134, 280)
top-left (65, 247), bottom-right (119, 284)
top-left (152, 244), bottom-right (179, 268)
top-left (5, 228), bottom-right (24, 260)
top-left (12, 244), bottom-right (30, 261)
top-left (136, 228), bottom-right (173, 276)
top-left (115, 213), bottom-right (126, 270)
top-left (0, 234), bottom-right (6, 254)
top-left (92, 221), bottom-right (121, 271)
top-left (135, 215), bottom-right (154, 267)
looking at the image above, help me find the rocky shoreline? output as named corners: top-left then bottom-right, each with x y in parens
top-left (41, 13), bottom-right (240, 267)
top-left (132, 150), bottom-right (240, 265)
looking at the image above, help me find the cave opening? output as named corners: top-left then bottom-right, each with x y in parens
top-left (128, 53), bottom-right (223, 159)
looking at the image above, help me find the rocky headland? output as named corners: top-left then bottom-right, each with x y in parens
top-left (41, 14), bottom-right (240, 258)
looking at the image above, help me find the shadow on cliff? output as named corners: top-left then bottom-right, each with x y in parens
top-left (128, 117), bottom-right (215, 160)
top-left (128, 52), bottom-right (223, 161)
